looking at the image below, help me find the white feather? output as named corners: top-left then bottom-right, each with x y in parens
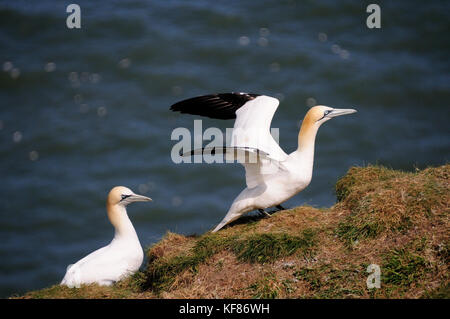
top-left (61, 238), bottom-right (143, 288)
top-left (229, 95), bottom-right (288, 189)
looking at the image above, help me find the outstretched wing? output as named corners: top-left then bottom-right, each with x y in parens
top-left (181, 146), bottom-right (286, 188)
top-left (171, 92), bottom-right (288, 188)
top-left (181, 146), bottom-right (269, 158)
top-left (230, 95), bottom-right (287, 162)
top-left (170, 92), bottom-right (260, 119)
top-left (171, 93), bottom-right (287, 160)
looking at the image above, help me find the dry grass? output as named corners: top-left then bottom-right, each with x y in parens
top-left (19, 164), bottom-right (449, 299)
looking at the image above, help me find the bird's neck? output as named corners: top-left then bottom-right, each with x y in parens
top-left (297, 112), bottom-right (319, 153)
top-left (292, 115), bottom-right (319, 176)
top-left (107, 204), bottom-right (139, 241)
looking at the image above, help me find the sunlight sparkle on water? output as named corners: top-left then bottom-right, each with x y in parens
top-left (97, 106), bottom-right (107, 117)
top-left (238, 36), bottom-right (250, 46)
top-left (118, 58), bottom-right (131, 69)
top-left (318, 32), bottom-right (328, 42)
top-left (10, 68), bottom-right (20, 79)
top-left (13, 131), bottom-right (22, 143)
top-left (3, 61), bottom-right (13, 72)
top-left (258, 37), bottom-right (268, 47)
top-left (259, 27), bottom-right (270, 37)
top-left (44, 62), bottom-right (56, 72)
top-left (29, 151), bottom-right (39, 161)
top-left (306, 97), bottom-right (317, 107)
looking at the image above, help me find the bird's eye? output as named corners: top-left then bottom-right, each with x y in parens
top-left (324, 110), bottom-right (332, 116)
top-left (121, 194), bottom-right (131, 201)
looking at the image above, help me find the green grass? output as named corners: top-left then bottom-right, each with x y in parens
top-left (192, 233), bottom-right (232, 258)
top-left (334, 164), bottom-right (449, 248)
top-left (247, 273), bottom-right (281, 299)
top-left (380, 239), bottom-right (432, 297)
top-left (294, 264), bottom-right (365, 298)
top-left (382, 248), bottom-right (428, 287)
top-left (143, 233), bottom-right (231, 292)
top-left (294, 267), bottom-right (322, 290)
top-left (144, 229), bottom-right (317, 293)
top-left (232, 229), bottom-right (316, 264)
top-left (20, 164), bottom-right (449, 299)
top-left (23, 272), bottom-right (146, 299)
top-left (335, 165), bottom-right (403, 202)
top-left (336, 219), bottom-right (384, 246)
top-left (144, 255), bottom-right (200, 291)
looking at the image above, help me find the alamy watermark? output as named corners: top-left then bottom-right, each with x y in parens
top-left (66, 4), bottom-right (380, 30)
top-left (366, 264), bottom-right (381, 289)
top-left (66, 4), bottom-right (81, 29)
top-left (170, 120), bottom-right (280, 165)
top-left (366, 4), bottom-right (381, 29)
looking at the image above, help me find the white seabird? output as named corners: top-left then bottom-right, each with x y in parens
top-left (170, 93), bottom-right (357, 232)
top-left (60, 186), bottom-right (152, 287)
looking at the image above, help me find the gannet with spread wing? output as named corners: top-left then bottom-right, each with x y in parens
top-left (61, 186), bottom-right (152, 287)
top-left (170, 93), bottom-right (356, 232)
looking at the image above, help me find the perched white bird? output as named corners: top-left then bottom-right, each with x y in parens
top-left (170, 93), bottom-right (357, 232)
top-left (60, 186), bottom-right (152, 287)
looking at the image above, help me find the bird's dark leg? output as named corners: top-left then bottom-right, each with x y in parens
top-left (258, 209), bottom-right (271, 218)
top-left (275, 205), bottom-right (286, 211)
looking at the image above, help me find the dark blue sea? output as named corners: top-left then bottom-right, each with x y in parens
top-left (0, 0), bottom-right (449, 297)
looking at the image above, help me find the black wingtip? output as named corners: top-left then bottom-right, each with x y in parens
top-left (170, 92), bottom-right (261, 120)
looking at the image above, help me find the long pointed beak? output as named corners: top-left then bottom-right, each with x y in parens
top-left (329, 108), bottom-right (357, 118)
top-left (129, 193), bottom-right (153, 202)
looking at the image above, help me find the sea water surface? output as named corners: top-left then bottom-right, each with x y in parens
top-left (0, 0), bottom-right (449, 297)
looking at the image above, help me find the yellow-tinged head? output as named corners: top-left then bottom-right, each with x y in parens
top-left (105, 186), bottom-right (152, 236)
top-left (304, 105), bottom-right (357, 125)
top-left (107, 186), bottom-right (152, 207)
top-left (298, 105), bottom-right (357, 150)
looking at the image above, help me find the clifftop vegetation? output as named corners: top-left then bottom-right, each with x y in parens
top-left (20, 164), bottom-right (449, 299)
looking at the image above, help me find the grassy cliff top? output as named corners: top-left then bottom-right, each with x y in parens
top-left (19, 164), bottom-right (449, 299)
